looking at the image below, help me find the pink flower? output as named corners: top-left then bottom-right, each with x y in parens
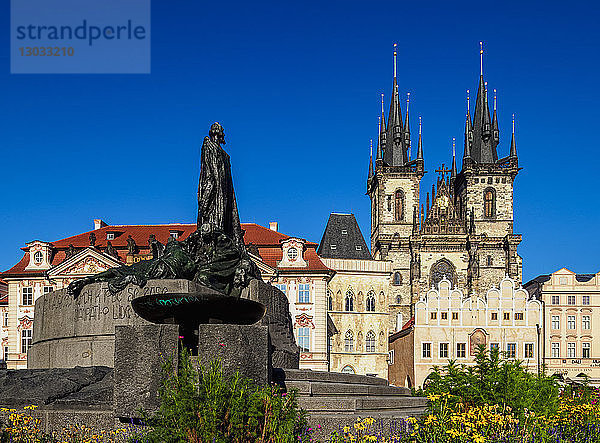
top-left (218, 343), bottom-right (225, 347)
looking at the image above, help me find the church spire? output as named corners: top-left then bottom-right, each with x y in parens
top-left (404, 92), bottom-right (411, 157)
top-left (368, 139), bottom-right (374, 178)
top-left (416, 116), bottom-right (423, 161)
top-left (469, 42), bottom-right (497, 164)
top-left (510, 113), bottom-right (517, 158)
top-left (451, 138), bottom-right (457, 178)
top-left (492, 88), bottom-right (499, 147)
top-left (464, 90), bottom-right (472, 162)
top-left (378, 94), bottom-right (386, 161)
top-left (384, 43), bottom-right (406, 166)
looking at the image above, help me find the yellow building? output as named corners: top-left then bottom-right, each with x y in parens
top-left (525, 268), bottom-right (600, 384)
top-left (389, 276), bottom-right (542, 388)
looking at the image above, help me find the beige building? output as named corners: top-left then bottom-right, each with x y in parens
top-left (1, 220), bottom-right (333, 371)
top-left (525, 268), bottom-right (600, 384)
top-left (389, 276), bottom-right (541, 388)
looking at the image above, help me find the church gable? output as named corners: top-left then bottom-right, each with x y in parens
top-left (421, 179), bottom-right (465, 235)
top-left (47, 247), bottom-right (122, 278)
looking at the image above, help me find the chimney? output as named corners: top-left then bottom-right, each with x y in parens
top-left (269, 222), bottom-right (278, 232)
top-left (94, 219), bottom-right (108, 230)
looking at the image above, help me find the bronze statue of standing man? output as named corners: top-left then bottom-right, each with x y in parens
top-left (197, 122), bottom-right (245, 250)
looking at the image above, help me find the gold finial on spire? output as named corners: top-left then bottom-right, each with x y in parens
top-left (480, 41), bottom-right (484, 76)
top-left (452, 137), bottom-right (456, 155)
top-left (493, 89), bottom-right (497, 111)
top-left (406, 92), bottom-right (410, 114)
top-left (419, 115), bottom-right (422, 135)
top-left (381, 93), bottom-right (384, 114)
top-left (370, 139), bottom-right (373, 156)
top-left (467, 89), bottom-right (470, 113)
top-left (512, 113), bottom-right (515, 133)
top-left (393, 43), bottom-right (397, 78)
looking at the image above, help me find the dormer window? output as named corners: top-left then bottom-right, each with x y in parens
top-left (341, 229), bottom-right (348, 235)
top-left (169, 230), bottom-right (183, 239)
top-left (356, 245), bottom-right (362, 251)
top-left (106, 233), bottom-right (115, 241)
top-left (33, 251), bottom-right (43, 264)
top-left (287, 248), bottom-right (298, 261)
top-left (330, 245), bottom-right (337, 250)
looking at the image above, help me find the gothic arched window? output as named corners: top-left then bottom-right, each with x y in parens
top-left (486, 255), bottom-right (493, 266)
top-left (393, 271), bottom-right (402, 285)
top-left (484, 187), bottom-right (496, 218)
top-left (366, 330), bottom-right (376, 352)
top-left (395, 190), bottom-right (404, 221)
top-left (430, 259), bottom-right (456, 289)
top-left (327, 290), bottom-right (333, 311)
top-left (366, 291), bottom-right (376, 312)
top-left (344, 330), bottom-right (354, 352)
top-left (345, 290), bottom-right (354, 312)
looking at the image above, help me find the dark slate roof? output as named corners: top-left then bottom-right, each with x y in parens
top-left (317, 213), bottom-right (372, 260)
top-left (576, 274), bottom-right (595, 283)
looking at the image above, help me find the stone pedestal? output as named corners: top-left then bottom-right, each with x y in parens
top-left (197, 324), bottom-right (271, 385)
top-left (113, 324), bottom-right (179, 419)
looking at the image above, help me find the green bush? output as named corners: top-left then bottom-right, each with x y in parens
top-left (138, 349), bottom-right (310, 443)
top-left (414, 345), bottom-right (561, 417)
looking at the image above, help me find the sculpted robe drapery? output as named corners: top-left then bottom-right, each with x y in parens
top-left (197, 135), bottom-right (245, 249)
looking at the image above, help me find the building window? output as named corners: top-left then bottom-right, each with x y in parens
top-left (393, 272), bottom-right (402, 286)
top-left (169, 231), bottom-right (179, 239)
top-left (330, 245), bottom-right (337, 250)
top-left (22, 287), bottom-right (33, 306)
top-left (583, 343), bottom-right (591, 359)
top-left (287, 248), bottom-right (298, 261)
top-left (456, 343), bottom-right (466, 358)
top-left (422, 343), bottom-right (431, 358)
top-left (3, 346), bottom-right (8, 362)
top-left (43, 286), bottom-right (53, 294)
top-left (275, 283), bottom-right (287, 294)
top-left (506, 343), bottom-right (516, 359)
top-left (431, 312), bottom-right (437, 320)
top-left (524, 343), bottom-right (534, 359)
top-left (355, 245), bottom-right (362, 251)
top-left (21, 329), bottom-right (32, 354)
top-left (490, 343), bottom-right (499, 352)
top-left (395, 190), bottom-right (404, 221)
top-left (551, 295), bottom-right (560, 305)
top-left (583, 315), bottom-right (591, 330)
top-left (486, 255), bottom-right (493, 266)
top-left (568, 295), bottom-right (576, 305)
top-left (430, 259), bottom-right (455, 289)
top-left (567, 342), bottom-right (576, 358)
top-left (483, 188), bottom-right (495, 218)
top-left (328, 293), bottom-right (333, 311)
top-left (341, 229), bottom-right (348, 235)
top-left (515, 312), bottom-right (524, 320)
top-left (491, 312), bottom-right (498, 320)
top-left (387, 195), bottom-right (392, 212)
top-left (345, 291), bottom-right (354, 312)
top-left (344, 331), bottom-right (354, 352)
top-left (2, 312), bottom-right (8, 327)
top-left (388, 350), bottom-right (395, 365)
top-left (583, 295), bottom-right (590, 305)
top-left (568, 315), bottom-right (576, 330)
top-left (503, 312), bottom-right (510, 320)
top-left (366, 331), bottom-right (376, 353)
top-left (551, 343), bottom-right (560, 358)
top-left (552, 316), bottom-right (560, 329)
top-left (298, 283), bottom-right (310, 303)
top-left (106, 232), bottom-right (115, 240)
top-left (365, 292), bottom-right (376, 312)
top-left (297, 327), bottom-right (310, 352)
top-left (452, 312), bottom-right (458, 320)
top-left (341, 365), bottom-right (355, 374)
top-left (441, 312), bottom-right (448, 320)
top-left (439, 343), bottom-right (449, 358)
top-left (33, 251), bottom-right (43, 264)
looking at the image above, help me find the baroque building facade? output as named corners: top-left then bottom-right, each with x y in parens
top-left (366, 46), bottom-right (523, 327)
top-left (1, 220), bottom-right (333, 371)
top-left (525, 268), bottom-right (600, 385)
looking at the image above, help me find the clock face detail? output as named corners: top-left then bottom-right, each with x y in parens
top-left (287, 248), bottom-right (298, 261)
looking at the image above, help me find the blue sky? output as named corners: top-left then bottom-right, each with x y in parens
top-left (1, 0), bottom-right (599, 282)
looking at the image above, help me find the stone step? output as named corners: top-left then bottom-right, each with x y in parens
top-left (285, 380), bottom-right (410, 397)
top-left (298, 396), bottom-right (427, 413)
top-left (279, 368), bottom-right (388, 386)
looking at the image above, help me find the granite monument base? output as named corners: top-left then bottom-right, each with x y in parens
top-left (197, 324), bottom-right (272, 385)
top-left (113, 324), bottom-right (179, 420)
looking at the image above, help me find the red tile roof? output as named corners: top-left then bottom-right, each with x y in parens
top-left (2, 223), bottom-right (330, 277)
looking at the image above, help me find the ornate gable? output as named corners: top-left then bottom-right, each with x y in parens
top-left (47, 247), bottom-right (122, 278)
top-left (421, 180), bottom-right (465, 235)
